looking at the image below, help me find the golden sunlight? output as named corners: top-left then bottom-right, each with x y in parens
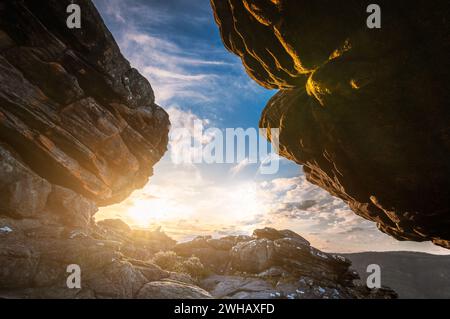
top-left (128, 198), bottom-right (180, 227)
top-left (223, 183), bottom-right (262, 221)
top-left (125, 182), bottom-right (263, 229)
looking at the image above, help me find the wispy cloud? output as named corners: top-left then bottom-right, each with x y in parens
top-left (118, 30), bottom-right (228, 105)
top-left (94, 0), bottom-right (248, 113)
top-left (143, 66), bottom-right (218, 81)
top-left (230, 158), bottom-right (252, 176)
top-left (166, 106), bottom-right (216, 165)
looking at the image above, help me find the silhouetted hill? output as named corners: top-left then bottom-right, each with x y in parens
top-left (344, 252), bottom-right (450, 298)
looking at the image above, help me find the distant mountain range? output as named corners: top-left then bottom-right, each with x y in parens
top-left (344, 252), bottom-right (450, 299)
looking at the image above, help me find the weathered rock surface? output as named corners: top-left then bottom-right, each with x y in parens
top-left (201, 275), bottom-right (276, 299)
top-left (177, 228), bottom-right (397, 299)
top-left (211, 0), bottom-right (450, 248)
top-left (0, 211), bottom-right (181, 298)
top-left (136, 280), bottom-right (213, 299)
top-left (0, 0), bottom-right (169, 206)
top-left (97, 219), bottom-right (176, 261)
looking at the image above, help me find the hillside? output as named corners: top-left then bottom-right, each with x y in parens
top-left (344, 252), bottom-right (450, 298)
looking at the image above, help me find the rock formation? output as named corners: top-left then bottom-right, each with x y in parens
top-left (210, 0), bottom-right (450, 248)
top-left (175, 228), bottom-right (397, 299)
top-left (0, 0), bottom-right (181, 298)
top-left (0, 0), bottom-right (170, 205)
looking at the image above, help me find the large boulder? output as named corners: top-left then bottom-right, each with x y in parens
top-left (201, 275), bottom-right (276, 299)
top-left (211, 0), bottom-right (450, 248)
top-left (136, 280), bottom-right (213, 299)
top-left (229, 228), bottom-right (355, 286)
top-left (173, 235), bottom-right (250, 273)
top-left (253, 227), bottom-right (310, 245)
top-left (231, 239), bottom-right (275, 273)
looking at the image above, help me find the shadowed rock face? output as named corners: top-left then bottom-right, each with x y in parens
top-left (0, 0), bottom-right (169, 206)
top-left (211, 0), bottom-right (450, 248)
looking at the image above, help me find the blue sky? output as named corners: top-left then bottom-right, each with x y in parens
top-left (95, 0), bottom-right (273, 127)
top-left (93, 0), bottom-right (448, 254)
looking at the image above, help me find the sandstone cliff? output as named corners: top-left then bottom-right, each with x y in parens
top-left (211, 0), bottom-right (450, 248)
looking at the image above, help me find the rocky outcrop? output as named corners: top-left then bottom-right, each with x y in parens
top-left (176, 228), bottom-right (397, 299)
top-left (211, 0), bottom-right (450, 248)
top-left (0, 0), bottom-right (174, 298)
top-left (0, 215), bottom-right (212, 298)
top-left (0, 0), bottom-right (169, 206)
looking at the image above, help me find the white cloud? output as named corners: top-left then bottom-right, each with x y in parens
top-left (166, 105), bottom-right (219, 165)
top-left (125, 33), bottom-right (179, 51)
top-left (229, 158), bottom-right (251, 176)
top-left (143, 66), bottom-right (217, 81)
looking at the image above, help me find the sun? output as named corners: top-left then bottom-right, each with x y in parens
top-left (128, 199), bottom-right (170, 227)
top-left (121, 180), bottom-right (266, 231)
top-left (222, 183), bottom-right (263, 222)
top-left (127, 195), bottom-right (193, 228)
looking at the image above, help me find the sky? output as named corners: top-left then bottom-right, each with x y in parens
top-left (93, 0), bottom-right (448, 254)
